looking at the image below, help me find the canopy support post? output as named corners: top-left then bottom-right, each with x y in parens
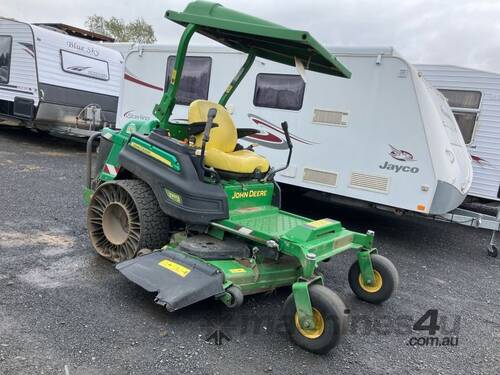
top-left (218, 51), bottom-right (256, 106)
top-left (153, 23), bottom-right (198, 129)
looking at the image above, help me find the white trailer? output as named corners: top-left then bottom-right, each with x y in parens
top-left (108, 43), bottom-right (472, 215)
top-left (104, 43), bottom-right (500, 255)
top-left (0, 18), bottom-right (123, 137)
top-left (416, 64), bottom-right (500, 203)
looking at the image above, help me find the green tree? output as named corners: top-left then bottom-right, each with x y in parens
top-left (85, 15), bottom-right (156, 43)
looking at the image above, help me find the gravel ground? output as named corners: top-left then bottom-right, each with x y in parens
top-left (0, 127), bottom-right (499, 375)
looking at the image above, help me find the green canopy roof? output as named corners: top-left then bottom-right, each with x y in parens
top-left (165, 1), bottom-right (351, 78)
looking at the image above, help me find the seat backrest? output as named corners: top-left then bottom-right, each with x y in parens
top-left (188, 100), bottom-right (237, 153)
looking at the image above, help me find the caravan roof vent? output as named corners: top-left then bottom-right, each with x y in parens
top-left (303, 168), bottom-right (338, 187)
top-left (350, 172), bottom-right (390, 194)
top-left (312, 109), bottom-right (348, 126)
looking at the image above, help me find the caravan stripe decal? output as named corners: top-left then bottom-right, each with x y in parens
top-left (38, 83), bottom-right (118, 112)
top-left (0, 86), bottom-right (33, 95)
top-left (124, 73), bottom-right (163, 92)
top-left (247, 114), bottom-right (318, 146)
top-left (18, 42), bottom-right (35, 59)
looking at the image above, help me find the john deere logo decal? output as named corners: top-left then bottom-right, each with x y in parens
top-left (231, 190), bottom-right (268, 199)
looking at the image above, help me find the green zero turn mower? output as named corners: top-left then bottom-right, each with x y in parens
top-left (84, 1), bottom-right (399, 354)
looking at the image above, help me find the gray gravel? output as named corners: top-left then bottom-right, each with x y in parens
top-left (0, 127), bottom-right (499, 375)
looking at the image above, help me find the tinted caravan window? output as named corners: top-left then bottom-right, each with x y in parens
top-left (253, 74), bottom-right (305, 110)
top-left (439, 89), bottom-right (482, 144)
top-left (0, 36), bottom-right (12, 84)
top-left (439, 89), bottom-right (481, 109)
top-left (452, 111), bottom-right (478, 144)
top-left (166, 56), bottom-right (211, 105)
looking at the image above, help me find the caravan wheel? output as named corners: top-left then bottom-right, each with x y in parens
top-left (487, 244), bottom-right (498, 258)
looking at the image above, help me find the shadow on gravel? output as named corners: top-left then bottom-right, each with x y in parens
top-left (0, 126), bottom-right (87, 152)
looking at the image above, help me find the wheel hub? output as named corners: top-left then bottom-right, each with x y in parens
top-left (358, 270), bottom-right (383, 293)
top-left (294, 308), bottom-right (325, 339)
top-left (102, 203), bottom-right (130, 245)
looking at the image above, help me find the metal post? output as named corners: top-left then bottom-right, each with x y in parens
top-left (218, 51), bottom-right (256, 106)
top-left (153, 23), bottom-right (198, 128)
top-left (86, 132), bottom-right (101, 189)
top-left (292, 282), bottom-right (315, 329)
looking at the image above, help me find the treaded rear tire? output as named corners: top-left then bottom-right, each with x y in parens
top-left (87, 179), bottom-right (170, 262)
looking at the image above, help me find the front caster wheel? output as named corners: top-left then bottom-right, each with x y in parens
top-left (225, 286), bottom-right (244, 308)
top-left (282, 285), bottom-right (348, 354)
top-left (348, 254), bottom-right (399, 304)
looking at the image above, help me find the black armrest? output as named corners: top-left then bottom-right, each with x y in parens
top-left (184, 122), bottom-right (219, 136)
top-left (237, 128), bottom-right (259, 138)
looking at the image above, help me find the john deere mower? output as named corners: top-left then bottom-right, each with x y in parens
top-left (84, 1), bottom-right (399, 354)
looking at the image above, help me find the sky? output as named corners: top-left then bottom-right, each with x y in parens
top-left (3, 0), bottom-right (500, 73)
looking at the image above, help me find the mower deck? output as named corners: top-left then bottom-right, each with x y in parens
top-left (116, 249), bottom-right (225, 311)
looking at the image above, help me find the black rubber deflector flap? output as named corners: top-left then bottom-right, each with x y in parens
top-left (116, 250), bottom-right (224, 311)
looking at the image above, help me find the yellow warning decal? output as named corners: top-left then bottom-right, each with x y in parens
top-left (130, 142), bottom-right (173, 168)
top-left (307, 219), bottom-right (332, 228)
top-left (158, 259), bottom-right (191, 277)
top-left (229, 268), bottom-right (247, 273)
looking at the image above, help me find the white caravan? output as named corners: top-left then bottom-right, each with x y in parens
top-left (416, 65), bottom-right (500, 203)
top-left (0, 18), bottom-right (123, 137)
top-left (108, 43), bottom-right (472, 217)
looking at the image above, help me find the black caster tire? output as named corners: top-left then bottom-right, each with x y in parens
top-left (282, 284), bottom-right (348, 354)
top-left (348, 254), bottom-right (399, 304)
top-left (226, 286), bottom-right (244, 308)
top-left (87, 179), bottom-right (170, 263)
top-left (487, 244), bottom-right (498, 258)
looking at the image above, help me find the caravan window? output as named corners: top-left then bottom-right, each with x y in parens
top-left (438, 89), bottom-right (482, 144)
top-left (439, 89), bottom-right (481, 109)
top-left (452, 111), bottom-right (477, 144)
top-left (0, 36), bottom-right (12, 84)
top-left (166, 56), bottom-right (211, 105)
top-left (253, 74), bottom-right (305, 110)
top-left (60, 50), bottom-right (110, 81)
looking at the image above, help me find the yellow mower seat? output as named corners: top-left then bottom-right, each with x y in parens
top-left (188, 100), bottom-right (270, 174)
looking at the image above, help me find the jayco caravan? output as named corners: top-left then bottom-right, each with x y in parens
top-left (416, 64), bottom-right (500, 203)
top-left (0, 18), bottom-right (123, 136)
top-left (108, 43), bottom-right (472, 217)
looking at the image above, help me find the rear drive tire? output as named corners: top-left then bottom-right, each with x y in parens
top-left (87, 179), bottom-right (170, 262)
